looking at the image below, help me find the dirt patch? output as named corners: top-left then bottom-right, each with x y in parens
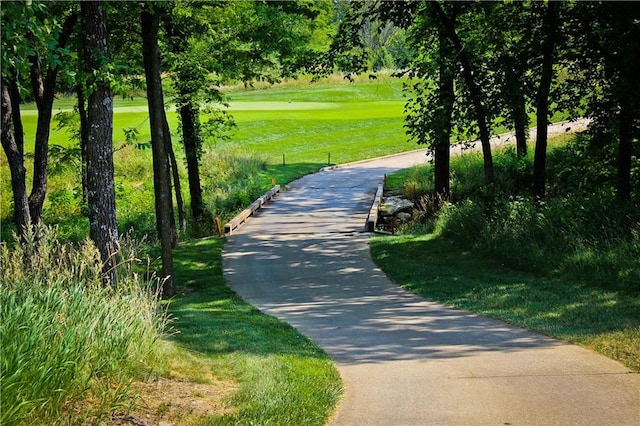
top-left (108, 377), bottom-right (238, 426)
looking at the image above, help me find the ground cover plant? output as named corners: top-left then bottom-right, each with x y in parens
top-left (371, 134), bottom-right (640, 372)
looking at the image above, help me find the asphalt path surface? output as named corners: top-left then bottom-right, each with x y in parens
top-left (223, 121), bottom-right (639, 425)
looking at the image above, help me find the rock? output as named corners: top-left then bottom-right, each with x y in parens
top-left (380, 196), bottom-right (414, 216)
top-left (396, 212), bottom-right (412, 221)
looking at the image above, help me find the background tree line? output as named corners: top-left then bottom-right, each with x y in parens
top-left (325, 0), bottom-right (639, 202)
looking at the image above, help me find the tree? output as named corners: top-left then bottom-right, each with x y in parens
top-left (26, 6), bottom-right (78, 225)
top-left (164, 0), bottom-right (321, 228)
top-left (479, 2), bottom-right (534, 159)
top-left (164, 2), bottom-right (226, 224)
top-left (141, 5), bottom-right (176, 297)
top-left (431, 2), bottom-right (495, 185)
top-left (532, 2), bottom-right (559, 200)
top-left (1, 1), bottom-right (77, 234)
top-left (561, 2), bottom-right (640, 201)
top-left (403, 2), bottom-right (453, 199)
top-left (1, 83), bottom-right (31, 235)
top-left (80, 0), bottom-right (118, 284)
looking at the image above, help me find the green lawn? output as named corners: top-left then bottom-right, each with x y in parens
top-left (21, 75), bottom-right (410, 165)
top-left (170, 238), bottom-right (342, 425)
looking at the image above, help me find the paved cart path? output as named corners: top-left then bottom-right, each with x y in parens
top-left (223, 121), bottom-right (639, 425)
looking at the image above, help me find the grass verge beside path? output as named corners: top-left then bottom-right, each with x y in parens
top-left (370, 233), bottom-right (640, 372)
top-left (169, 237), bottom-right (342, 425)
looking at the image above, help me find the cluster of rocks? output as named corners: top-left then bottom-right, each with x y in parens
top-left (377, 194), bottom-right (414, 233)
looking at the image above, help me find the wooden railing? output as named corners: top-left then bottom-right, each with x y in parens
top-left (224, 185), bottom-right (281, 235)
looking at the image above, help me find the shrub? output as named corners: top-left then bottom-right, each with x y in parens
top-left (200, 150), bottom-right (267, 222)
top-left (0, 226), bottom-right (169, 425)
top-left (434, 199), bottom-right (487, 249)
top-left (428, 135), bottom-right (640, 285)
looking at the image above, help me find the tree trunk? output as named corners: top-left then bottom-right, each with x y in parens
top-left (434, 27), bottom-right (454, 200)
top-left (141, 6), bottom-right (176, 298)
top-left (179, 102), bottom-right (205, 221)
top-left (432, 3), bottom-right (494, 184)
top-left (77, 86), bottom-right (89, 206)
top-left (81, 1), bottom-right (118, 285)
top-left (1, 83), bottom-right (31, 236)
top-left (616, 99), bottom-right (633, 201)
top-left (27, 59), bottom-right (54, 225)
top-left (164, 115), bottom-right (185, 238)
top-left (533, 3), bottom-right (558, 200)
top-left (8, 76), bottom-right (24, 156)
top-left (505, 66), bottom-right (529, 158)
top-left (613, 4), bottom-right (639, 202)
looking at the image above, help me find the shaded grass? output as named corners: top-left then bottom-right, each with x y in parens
top-left (168, 237), bottom-right (342, 425)
top-left (370, 233), bottom-right (640, 371)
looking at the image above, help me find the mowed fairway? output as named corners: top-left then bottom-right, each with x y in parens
top-left (225, 77), bottom-right (410, 165)
top-left (21, 76), bottom-right (411, 166)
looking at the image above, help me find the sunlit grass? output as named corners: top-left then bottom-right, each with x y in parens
top-left (3, 77), bottom-right (411, 241)
top-left (373, 137), bottom-right (640, 372)
top-left (169, 237), bottom-right (342, 425)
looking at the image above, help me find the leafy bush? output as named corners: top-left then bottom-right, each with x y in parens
top-left (429, 136), bottom-right (640, 288)
top-left (0, 226), bottom-right (169, 425)
top-left (200, 150), bottom-right (267, 222)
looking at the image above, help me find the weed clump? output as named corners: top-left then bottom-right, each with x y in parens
top-left (0, 226), bottom-right (170, 425)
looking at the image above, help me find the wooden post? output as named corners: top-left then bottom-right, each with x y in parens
top-left (215, 217), bottom-right (222, 237)
top-left (283, 154), bottom-right (286, 166)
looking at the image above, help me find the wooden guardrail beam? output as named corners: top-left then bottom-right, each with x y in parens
top-left (224, 185), bottom-right (281, 235)
top-left (366, 183), bottom-right (384, 232)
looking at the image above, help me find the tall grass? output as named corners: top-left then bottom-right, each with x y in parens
top-left (0, 226), bottom-right (169, 425)
top-left (428, 136), bottom-right (640, 287)
top-left (200, 150), bottom-right (267, 223)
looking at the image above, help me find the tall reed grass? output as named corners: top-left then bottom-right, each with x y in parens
top-left (200, 149), bottom-right (268, 223)
top-left (1, 226), bottom-right (169, 425)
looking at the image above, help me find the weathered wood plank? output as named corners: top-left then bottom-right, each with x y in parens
top-left (225, 185), bottom-right (281, 234)
top-left (366, 183), bottom-right (384, 232)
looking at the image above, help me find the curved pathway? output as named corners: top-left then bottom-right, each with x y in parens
top-left (223, 123), bottom-right (639, 425)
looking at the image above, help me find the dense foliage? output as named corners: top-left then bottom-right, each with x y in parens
top-left (328, 1), bottom-right (639, 201)
top-left (393, 134), bottom-right (639, 290)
